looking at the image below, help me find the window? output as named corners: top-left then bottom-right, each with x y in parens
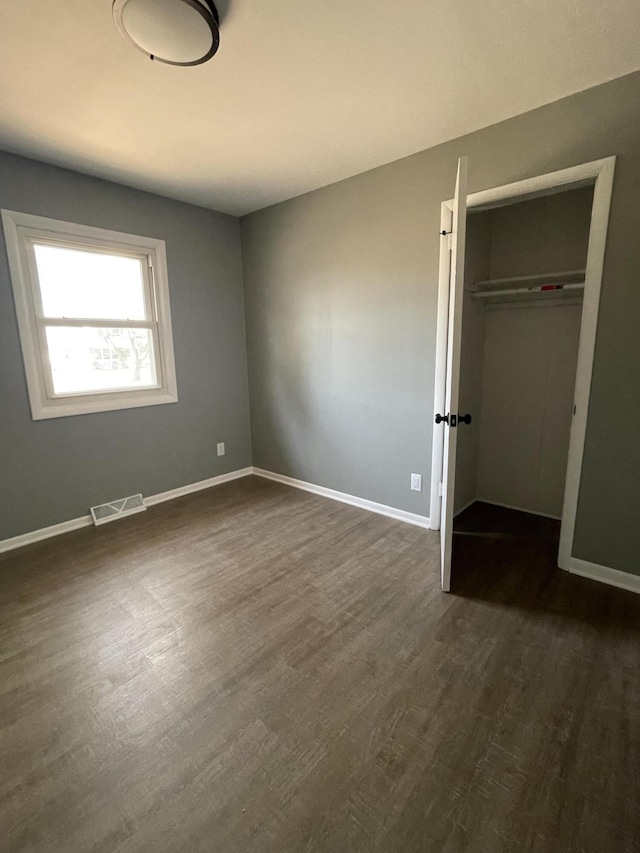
top-left (2, 210), bottom-right (178, 419)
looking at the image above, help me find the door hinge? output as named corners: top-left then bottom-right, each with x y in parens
top-left (438, 481), bottom-right (443, 497)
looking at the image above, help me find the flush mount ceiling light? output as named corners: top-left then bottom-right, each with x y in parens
top-left (113, 0), bottom-right (220, 66)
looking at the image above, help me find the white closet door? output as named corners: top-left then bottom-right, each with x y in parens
top-left (440, 157), bottom-right (468, 592)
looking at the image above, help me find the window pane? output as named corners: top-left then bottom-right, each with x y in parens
top-left (34, 244), bottom-right (147, 320)
top-left (45, 326), bottom-right (157, 395)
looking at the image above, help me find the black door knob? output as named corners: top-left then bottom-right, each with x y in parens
top-left (436, 413), bottom-right (471, 427)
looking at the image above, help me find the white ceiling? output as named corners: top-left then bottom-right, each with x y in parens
top-left (0, 1), bottom-right (639, 216)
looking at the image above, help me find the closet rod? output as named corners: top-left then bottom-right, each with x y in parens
top-left (471, 283), bottom-right (585, 300)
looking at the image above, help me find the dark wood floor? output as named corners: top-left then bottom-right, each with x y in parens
top-left (1, 479), bottom-right (639, 853)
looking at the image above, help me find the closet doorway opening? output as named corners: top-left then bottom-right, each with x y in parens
top-left (430, 158), bottom-right (616, 592)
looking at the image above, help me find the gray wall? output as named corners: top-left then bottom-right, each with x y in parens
top-left (241, 70), bottom-right (640, 576)
top-left (0, 151), bottom-right (252, 540)
top-left (488, 186), bottom-right (593, 278)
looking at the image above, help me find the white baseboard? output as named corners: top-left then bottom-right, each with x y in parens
top-left (564, 557), bottom-right (640, 595)
top-left (0, 465), bottom-right (426, 555)
top-left (144, 467), bottom-right (253, 506)
top-left (0, 515), bottom-right (94, 555)
top-left (252, 468), bottom-right (429, 528)
top-left (0, 467), bottom-right (254, 555)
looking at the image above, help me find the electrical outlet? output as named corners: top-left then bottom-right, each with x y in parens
top-left (410, 473), bottom-right (422, 492)
top-left (216, 442), bottom-right (225, 456)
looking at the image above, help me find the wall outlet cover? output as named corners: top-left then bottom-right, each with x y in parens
top-left (411, 473), bottom-right (422, 492)
top-left (217, 442), bottom-right (225, 456)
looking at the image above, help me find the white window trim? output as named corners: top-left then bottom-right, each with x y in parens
top-left (2, 210), bottom-right (178, 420)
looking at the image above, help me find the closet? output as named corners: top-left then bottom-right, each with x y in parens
top-left (453, 186), bottom-right (594, 528)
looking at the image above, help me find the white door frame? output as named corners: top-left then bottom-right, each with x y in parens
top-left (429, 156), bottom-right (616, 572)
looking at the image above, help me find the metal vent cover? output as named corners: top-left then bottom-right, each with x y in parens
top-left (90, 494), bottom-right (146, 526)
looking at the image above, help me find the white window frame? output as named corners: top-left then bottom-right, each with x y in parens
top-left (2, 210), bottom-right (178, 420)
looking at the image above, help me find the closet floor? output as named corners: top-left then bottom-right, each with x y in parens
top-left (452, 501), bottom-right (562, 597)
top-left (1, 481), bottom-right (639, 853)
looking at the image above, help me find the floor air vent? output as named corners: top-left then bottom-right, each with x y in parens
top-left (90, 494), bottom-right (146, 526)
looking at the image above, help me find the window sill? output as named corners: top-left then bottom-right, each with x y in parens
top-left (32, 390), bottom-right (179, 420)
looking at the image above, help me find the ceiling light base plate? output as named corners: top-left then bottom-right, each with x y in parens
top-left (113, 0), bottom-right (220, 67)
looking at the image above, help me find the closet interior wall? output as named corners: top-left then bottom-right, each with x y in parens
top-left (455, 186), bottom-right (594, 519)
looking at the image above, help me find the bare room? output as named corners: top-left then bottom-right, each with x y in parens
top-left (1, 2), bottom-right (639, 851)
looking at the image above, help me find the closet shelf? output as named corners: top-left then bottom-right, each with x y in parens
top-left (470, 268), bottom-right (586, 293)
top-left (469, 268), bottom-right (586, 303)
top-left (472, 283), bottom-right (584, 300)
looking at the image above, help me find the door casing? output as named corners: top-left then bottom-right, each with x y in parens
top-left (429, 156), bottom-right (616, 574)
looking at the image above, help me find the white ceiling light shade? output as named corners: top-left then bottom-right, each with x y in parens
top-left (112, 0), bottom-right (220, 66)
